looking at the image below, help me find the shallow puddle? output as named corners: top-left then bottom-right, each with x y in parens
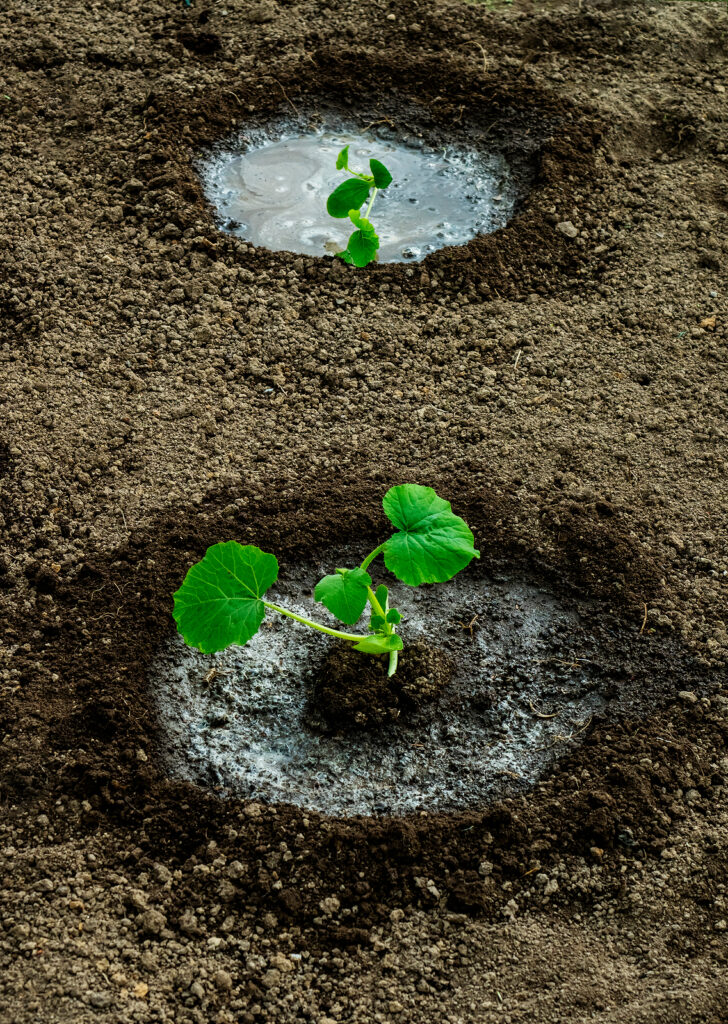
top-left (198, 124), bottom-right (519, 262)
top-left (150, 550), bottom-right (656, 817)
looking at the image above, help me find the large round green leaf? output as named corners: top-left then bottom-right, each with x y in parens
top-left (382, 484), bottom-right (479, 586)
top-left (326, 178), bottom-right (371, 218)
top-left (173, 541), bottom-right (278, 653)
top-left (314, 566), bottom-right (372, 625)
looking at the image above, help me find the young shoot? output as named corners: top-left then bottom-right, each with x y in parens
top-left (326, 145), bottom-right (393, 267)
top-left (173, 484), bottom-right (479, 677)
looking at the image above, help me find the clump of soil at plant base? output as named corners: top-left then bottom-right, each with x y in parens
top-left (309, 639), bottom-right (452, 731)
top-left (1, 0), bottom-right (728, 1021)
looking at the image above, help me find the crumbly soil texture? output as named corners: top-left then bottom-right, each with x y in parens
top-left (1, 2), bottom-right (728, 1023)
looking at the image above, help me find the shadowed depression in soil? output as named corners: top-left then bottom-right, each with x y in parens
top-left (153, 550), bottom-right (679, 817)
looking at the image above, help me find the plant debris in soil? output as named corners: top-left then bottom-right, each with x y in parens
top-left (1, 0), bottom-right (727, 1021)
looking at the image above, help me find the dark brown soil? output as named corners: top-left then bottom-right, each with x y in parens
top-left (309, 639), bottom-right (453, 731)
top-left (1, 0), bottom-right (727, 1021)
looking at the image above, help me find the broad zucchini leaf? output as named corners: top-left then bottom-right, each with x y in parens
top-left (370, 158), bottom-right (392, 189)
top-left (382, 484), bottom-right (479, 586)
top-left (314, 566), bottom-right (371, 625)
top-left (173, 541), bottom-right (278, 653)
top-left (327, 178), bottom-right (371, 218)
top-left (353, 633), bottom-right (404, 655)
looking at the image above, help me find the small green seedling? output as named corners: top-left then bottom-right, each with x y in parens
top-left (326, 145), bottom-right (393, 267)
top-left (173, 484), bottom-right (479, 677)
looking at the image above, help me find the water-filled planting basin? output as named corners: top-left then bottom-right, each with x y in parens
top-left (153, 550), bottom-right (666, 817)
top-left (198, 123), bottom-right (520, 262)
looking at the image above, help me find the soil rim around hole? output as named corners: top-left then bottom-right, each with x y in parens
top-left (1, 468), bottom-right (720, 934)
top-left (138, 47), bottom-right (605, 299)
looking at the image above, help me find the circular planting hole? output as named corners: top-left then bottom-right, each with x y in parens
top-left (198, 121), bottom-right (522, 263)
top-left (152, 549), bottom-right (667, 817)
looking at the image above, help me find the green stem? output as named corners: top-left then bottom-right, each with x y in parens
top-left (347, 170), bottom-right (375, 184)
top-left (387, 649), bottom-right (399, 677)
top-left (366, 586), bottom-right (386, 620)
top-left (263, 601), bottom-right (368, 643)
top-left (360, 542), bottom-right (386, 572)
top-left (364, 186), bottom-right (379, 220)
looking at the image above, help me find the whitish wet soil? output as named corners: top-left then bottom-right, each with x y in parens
top-left (199, 124), bottom-right (520, 262)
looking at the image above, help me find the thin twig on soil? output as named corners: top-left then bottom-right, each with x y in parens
top-left (528, 700), bottom-right (561, 720)
top-left (273, 79), bottom-right (299, 116)
top-left (457, 614), bottom-right (479, 638)
top-left (640, 601), bottom-right (648, 635)
top-left (474, 42), bottom-right (489, 75)
top-left (543, 716), bottom-right (593, 749)
top-left (360, 117), bottom-right (396, 134)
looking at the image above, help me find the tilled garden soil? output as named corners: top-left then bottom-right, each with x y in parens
top-left (1, 1), bottom-right (727, 1022)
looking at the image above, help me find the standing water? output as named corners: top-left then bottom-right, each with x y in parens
top-left (198, 126), bottom-right (520, 262)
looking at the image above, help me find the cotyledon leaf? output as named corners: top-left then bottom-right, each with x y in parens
top-left (314, 566), bottom-right (372, 625)
top-left (382, 483), bottom-right (480, 586)
top-left (370, 158), bottom-right (393, 189)
top-left (173, 541), bottom-right (278, 653)
top-left (353, 633), bottom-right (404, 655)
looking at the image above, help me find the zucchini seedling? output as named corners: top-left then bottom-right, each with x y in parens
top-left (326, 145), bottom-right (393, 267)
top-left (173, 484), bottom-right (479, 677)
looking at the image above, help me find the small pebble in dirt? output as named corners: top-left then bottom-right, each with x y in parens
top-left (556, 220), bottom-right (579, 238)
top-left (214, 969), bottom-right (233, 992)
top-left (139, 908), bottom-right (167, 935)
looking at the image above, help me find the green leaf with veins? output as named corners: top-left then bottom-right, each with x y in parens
top-left (370, 158), bottom-right (392, 189)
top-left (344, 212), bottom-right (379, 267)
top-left (314, 566), bottom-right (372, 625)
top-left (386, 608), bottom-right (402, 624)
top-left (326, 178), bottom-right (371, 218)
top-left (353, 633), bottom-right (404, 654)
top-left (382, 484), bottom-right (480, 586)
top-left (337, 248), bottom-right (355, 264)
top-left (173, 541), bottom-right (278, 653)
top-left (336, 145), bottom-right (350, 171)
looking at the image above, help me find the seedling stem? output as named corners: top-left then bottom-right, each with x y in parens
top-left (173, 485), bottom-right (479, 678)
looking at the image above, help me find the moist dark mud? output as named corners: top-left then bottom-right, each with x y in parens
top-left (311, 640), bottom-right (452, 731)
top-left (139, 50), bottom-right (604, 299)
